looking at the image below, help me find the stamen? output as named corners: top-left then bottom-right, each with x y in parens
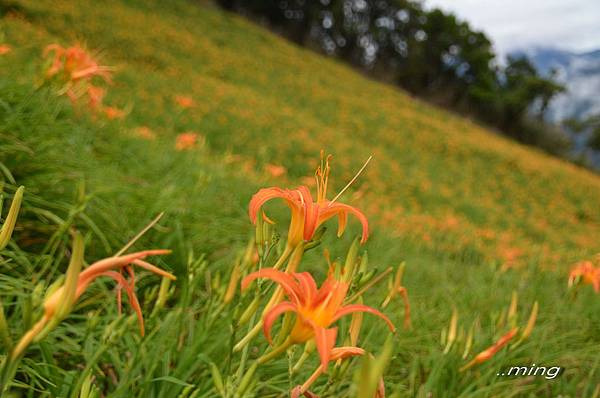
top-left (314, 151), bottom-right (332, 203)
top-left (329, 156), bottom-right (372, 206)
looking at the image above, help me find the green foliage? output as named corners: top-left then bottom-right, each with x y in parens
top-left (0, 0), bottom-right (598, 396)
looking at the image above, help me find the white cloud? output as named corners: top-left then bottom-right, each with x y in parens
top-left (423, 0), bottom-right (600, 57)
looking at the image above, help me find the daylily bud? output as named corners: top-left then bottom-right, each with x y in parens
top-left (356, 336), bottom-right (393, 398)
top-left (209, 362), bottom-right (226, 397)
top-left (274, 312), bottom-right (295, 346)
top-left (224, 262), bottom-right (241, 304)
top-left (462, 322), bottom-right (475, 359)
top-left (238, 296), bottom-right (261, 325)
top-left (443, 308), bottom-right (458, 354)
top-left (55, 232), bottom-right (84, 320)
top-left (0, 185), bottom-right (24, 251)
top-left (460, 328), bottom-right (518, 372)
top-left (79, 372), bottom-right (100, 398)
top-left (44, 275), bottom-right (65, 302)
top-left (31, 282), bottom-right (45, 311)
top-left (236, 362), bottom-right (257, 397)
top-left (521, 301), bottom-right (538, 341)
top-left (382, 262), bottom-right (406, 308)
top-left (242, 238), bottom-right (256, 270)
top-left (349, 298), bottom-right (364, 346)
top-left (495, 310), bottom-right (506, 330)
top-left (359, 251), bottom-right (369, 274)
top-left (153, 277), bottom-right (172, 314)
top-left (513, 301), bottom-right (538, 348)
top-left (342, 238), bottom-right (360, 283)
top-left (507, 291), bottom-right (518, 328)
top-left (358, 269), bottom-right (377, 286)
top-left (0, 298), bottom-right (13, 350)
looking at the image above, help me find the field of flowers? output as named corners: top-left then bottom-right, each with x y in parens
top-left (1, 0), bottom-right (600, 396)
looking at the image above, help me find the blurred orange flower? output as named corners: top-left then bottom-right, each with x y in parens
top-left (44, 44), bottom-right (112, 83)
top-left (175, 132), bottom-right (199, 150)
top-left (568, 260), bottom-right (600, 292)
top-left (265, 163), bottom-right (286, 178)
top-left (103, 106), bottom-right (126, 119)
top-left (86, 85), bottom-right (105, 110)
top-left (0, 44), bottom-right (11, 55)
top-left (175, 95), bottom-right (195, 108)
top-left (135, 126), bottom-right (157, 141)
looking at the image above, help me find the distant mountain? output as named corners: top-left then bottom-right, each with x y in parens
top-left (516, 47), bottom-right (600, 122)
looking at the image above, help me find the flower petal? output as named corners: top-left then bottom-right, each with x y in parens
top-left (248, 187), bottom-right (297, 224)
top-left (294, 272), bottom-right (318, 305)
top-left (330, 346), bottom-right (366, 361)
top-left (241, 268), bottom-right (301, 304)
top-left (333, 304), bottom-right (395, 332)
top-left (263, 301), bottom-right (298, 345)
top-left (99, 270), bottom-right (145, 336)
top-left (311, 325), bottom-right (337, 371)
top-left (319, 202), bottom-right (369, 243)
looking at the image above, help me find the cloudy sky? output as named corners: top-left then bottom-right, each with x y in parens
top-left (424, 0), bottom-right (600, 57)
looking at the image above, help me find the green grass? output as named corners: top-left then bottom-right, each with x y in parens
top-left (0, 0), bottom-right (600, 396)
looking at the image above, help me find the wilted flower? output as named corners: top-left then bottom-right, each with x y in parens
top-left (242, 268), bottom-right (394, 370)
top-left (249, 154), bottom-right (369, 248)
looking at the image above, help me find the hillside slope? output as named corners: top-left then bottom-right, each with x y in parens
top-left (1, 0), bottom-right (600, 395)
top-left (3, 0), bottom-right (599, 268)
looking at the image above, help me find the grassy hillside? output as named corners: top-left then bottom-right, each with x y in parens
top-left (1, 0), bottom-right (599, 396)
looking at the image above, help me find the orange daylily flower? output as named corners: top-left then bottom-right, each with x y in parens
top-left (175, 132), bottom-right (199, 151)
top-left (242, 268), bottom-right (395, 370)
top-left (0, 44), bottom-right (11, 55)
top-left (135, 126), bottom-right (157, 141)
top-left (174, 95), bottom-right (195, 108)
top-left (103, 105), bottom-right (126, 119)
top-left (291, 346), bottom-right (365, 398)
top-left (43, 249), bottom-right (175, 336)
top-left (568, 260), bottom-right (600, 292)
top-left (44, 44), bottom-right (112, 83)
top-left (265, 163), bottom-right (286, 178)
top-left (460, 327), bottom-right (518, 371)
top-left (86, 84), bottom-right (105, 110)
top-left (249, 155), bottom-right (369, 248)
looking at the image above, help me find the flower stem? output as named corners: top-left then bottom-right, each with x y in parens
top-left (257, 337), bottom-right (293, 365)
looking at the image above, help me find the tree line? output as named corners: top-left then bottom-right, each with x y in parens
top-left (217, 0), bottom-right (582, 159)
